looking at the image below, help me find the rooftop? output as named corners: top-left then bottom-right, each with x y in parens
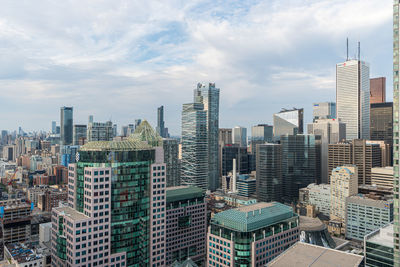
top-left (299, 216), bottom-right (326, 232)
top-left (5, 242), bottom-right (44, 264)
top-left (267, 242), bottom-right (363, 267)
top-left (54, 206), bottom-right (88, 221)
top-left (131, 120), bottom-right (163, 147)
top-left (80, 138), bottom-right (151, 151)
top-left (166, 186), bottom-right (204, 203)
top-left (212, 202), bottom-right (295, 232)
top-left (366, 223), bottom-right (393, 248)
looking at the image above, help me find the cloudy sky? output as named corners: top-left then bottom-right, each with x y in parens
top-left (0, 0), bottom-right (393, 135)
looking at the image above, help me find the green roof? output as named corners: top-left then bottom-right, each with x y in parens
top-left (80, 139), bottom-right (151, 151)
top-left (130, 120), bottom-right (162, 147)
top-left (166, 186), bottom-right (204, 203)
top-left (212, 202), bottom-right (296, 232)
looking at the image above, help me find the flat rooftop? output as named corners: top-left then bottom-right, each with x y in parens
top-left (54, 206), bottom-right (88, 221)
top-left (212, 202), bottom-right (295, 232)
top-left (5, 242), bottom-right (43, 264)
top-left (366, 223), bottom-right (393, 248)
top-left (299, 216), bottom-right (326, 232)
top-left (166, 186), bottom-right (204, 203)
top-left (268, 242), bottom-right (363, 267)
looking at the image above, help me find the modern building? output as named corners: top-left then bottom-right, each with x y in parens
top-left (72, 124), bottom-right (87, 145)
top-left (250, 124), bottom-right (273, 152)
top-left (312, 102), bottom-right (336, 121)
top-left (232, 126), bottom-right (247, 147)
top-left (273, 108), bottom-right (304, 137)
top-left (268, 242), bottom-right (364, 267)
top-left (165, 186), bottom-right (206, 266)
top-left (60, 106), bottom-right (73, 145)
top-left (86, 121), bottom-right (113, 142)
top-left (163, 138), bottom-right (181, 187)
top-left (194, 82), bottom-right (220, 191)
top-left (52, 121), bottom-right (57, 134)
top-left (345, 195), bottom-right (393, 241)
top-left (55, 136), bottom-right (166, 267)
top-left (299, 216), bottom-right (336, 248)
top-left (298, 183), bottom-right (331, 217)
top-left (0, 199), bottom-right (31, 245)
top-left (156, 105), bottom-right (166, 138)
top-left (370, 102), bottom-right (393, 164)
top-left (221, 145), bottom-right (249, 176)
top-left (308, 118), bottom-right (346, 184)
top-left (219, 128), bottom-right (232, 145)
top-left (256, 144), bottom-right (282, 203)
top-left (207, 202), bottom-right (299, 266)
top-left (336, 59), bottom-right (370, 140)
top-left (281, 135), bottom-right (319, 201)
top-left (370, 77), bottom-right (386, 104)
top-left (236, 174), bottom-right (257, 198)
top-left (364, 223), bottom-right (394, 267)
top-left (371, 167), bottom-right (393, 190)
top-left (181, 103), bottom-right (208, 190)
top-left (330, 166), bottom-right (358, 224)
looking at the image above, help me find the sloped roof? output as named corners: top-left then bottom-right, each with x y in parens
top-left (130, 120), bottom-right (162, 147)
top-left (80, 139), bottom-right (151, 151)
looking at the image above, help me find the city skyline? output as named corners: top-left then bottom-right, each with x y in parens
top-left (0, 0), bottom-right (393, 135)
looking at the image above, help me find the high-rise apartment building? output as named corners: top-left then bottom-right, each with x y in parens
top-left (232, 126), bottom-right (247, 147)
top-left (58, 137), bottom-right (166, 267)
top-left (194, 82), bottom-right (220, 191)
top-left (273, 108), bottom-right (304, 137)
top-left (308, 118), bottom-right (346, 184)
top-left (60, 107), bottom-right (73, 145)
top-left (156, 105), bottom-right (166, 138)
top-left (207, 202), bottom-right (299, 266)
top-left (281, 135), bottom-right (319, 201)
top-left (72, 124), bottom-right (87, 145)
top-left (165, 186), bottom-right (206, 266)
top-left (256, 143), bottom-right (282, 202)
top-left (181, 103), bottom-right (208, 190)
top-left (370, 77), bottom-right (386, 104)
top-left (330, 166), bottom-right (358, 224)
top-left (87, 121), bottom-right (113, 142)
top-left (336, 60), bottom-right (370, 140)
top-left (312, 102), bottom-right (336, 121)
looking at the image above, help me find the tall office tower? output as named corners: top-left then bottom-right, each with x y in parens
top-left (181, 103), bottom-right (208, 190)
top-left (51, 121), bottom-right (56, 134)
top-left (163, 138), bottom-right (180, 187)
top-left (88, 115), bottom-right (93, 124)
top-left (330, 165), bottom-right (358, 225)
top-left (87, 121), bottom-right (113, 142)
top-left (121, 125), bottom-right (128, 137)
top-left (394, 2), bottom-right (400, 264)
top-left (72, 124), bottom-right (87, 145)
top-left (312, 102), bottom-right (336, 121)
top-left (1, 130), bottom-right (8, 145)
top-left (232, 126), bottom-right (247, 147)
top-left (328, 139), bottom-right (379, 185)
top-left (281, 135), bottom-right (318, 201)
top-left (221, 145), bottom-right (249, 176)
top-left (194, 82), bottom-right (220, 191)
top-left (370, 102), bottom-right (393, 164)
top-left (273, 108), bottom-right (304, 137)
top-left (251, 124), bottom-right (273, 153)
top-left (156, 105), bottom-right (166, 137)
top-left (308, 119), bottom-right (346, 184)
top-left (61, 137), bottom-right (166, 267)
top-left (336, 59), bottom-right (370, 140)
top-left (219, 128), bottom-right (232, 145)
top-left (207, 202), bottom-right (299, 266)
top-left (60, 106), bottom-right (73, 145)
top-left (370, 77), bottom-right (386, 104)
top-left (56, 126), bottom-right (60, 134)
top-left (112, 124), bottom-right (117, 137)
top-left (256, 144), bottom-right (282, 202)
top-left (165, 186), bottom-right (206, 265)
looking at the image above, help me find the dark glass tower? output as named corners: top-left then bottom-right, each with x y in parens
top-left (156, 105), bottom-right (166, 138)
top-left (60, 106), bottom-right (73, 145)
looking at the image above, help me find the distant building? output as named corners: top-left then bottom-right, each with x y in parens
top-left (156, 105), bottom-right (167, 137)
top-left (51, 121), bottom-right (56, 134)
top-left (346, 195), bottom-right (393, 241)
top-left (60, 106), bottom-right (73, 145)
top-left (251, 124), bottom-right (273, 152)
top-left (163, 138), bottom-right (180, 187)
top-left (312, 102), bottom-right (336, 121)
top-left (87, 121), bottom-right (113, 142)
top-left (221, 145), bottom-right (249, 176)
top-left (273, 108), bottom-right (304, 137)
top-left (364, 223), bottom-right (394, 267)
top-left (232, 126), bottom-right (247, 147)
top-left (165, 186), bottom-right (206, 266)
top-left (219, 128), bottom-right (232, 145)
top-left (208, 202), bottom-right (299, 266)
top-left (336, 60), bottom-right (370, 140)
top-left (236, 174), bottom-right (256, 198)
top-left (370, 77), bottom-right (386, 104)
top-left (72, 124), bottom-right (87, 145)
top-left (370, 102), bottom-right (393, 164)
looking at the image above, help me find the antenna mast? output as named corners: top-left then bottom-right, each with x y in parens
top-left (358, 41), bottom-right (360, 61)
top-left (346, 38), bottom-right (349, 61)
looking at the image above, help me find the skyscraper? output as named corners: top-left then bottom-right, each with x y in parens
top-left (87, 121), bottom-right (113, 142)
top-left (273, 108), bottom-right (304, 137)
top-left (312, 102), bottom-right (336, 121)
top-left (393, 2), bottom-right (400, 264)
top-left (51, 121), bottom-right (56, 134)
top-left (370, 77), bottom-right (386, 104)
top-left (181, 103), bottom-right (208, 190)
top-left (72, 124), bottom-right (87, 145)
top-left (60, 106), bottom-right (73, 145)
top-left (256, 143), bottom-right (282, 202)
top-left (156, 105), bottom-right (166, 137)
top-left (232, 126), bottom-right (247, 147)
top-left (194, 82), bottom-right (220, 191)
top-left (336, 60), bottom-right (370, 140)
top-left (370, 102), bottom-right (393, 164)
top-left (163, 138), bottom-right (180, 187)
top-left (251, 124), bottom-right (273, 153)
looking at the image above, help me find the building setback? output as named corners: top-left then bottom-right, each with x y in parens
top-left (273, 108), bottom-right (304, 137)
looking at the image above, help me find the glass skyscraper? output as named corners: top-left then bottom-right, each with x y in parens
top-left (60, 106), bottom-right (73, 145)
top-left (156, 105), bottom-right (166, 138)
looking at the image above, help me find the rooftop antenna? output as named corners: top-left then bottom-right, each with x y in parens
top-left (346, 37), bottom-right (349, 61)
top-left (358, 41), bottom-right (360, 61)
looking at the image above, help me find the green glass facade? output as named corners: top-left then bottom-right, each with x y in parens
top-left (365, 240), bottom-right (394, 267)
top-left (76, 149), bottom-right (155, 267)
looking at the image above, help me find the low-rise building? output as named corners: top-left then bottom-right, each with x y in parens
top-left (299, 183), bottom-right (331, 217)
top-left (364, 223), bottom-right (394, 267)
top-left (207, 202), bottom-right (299, 266)
top-left (4, 242), bottom-right (49, 267)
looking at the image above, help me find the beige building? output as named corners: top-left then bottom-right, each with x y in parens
top-left (330, 166), bottom-right (358, 224)
top-left (371, 167), bottom-right (393, 190)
